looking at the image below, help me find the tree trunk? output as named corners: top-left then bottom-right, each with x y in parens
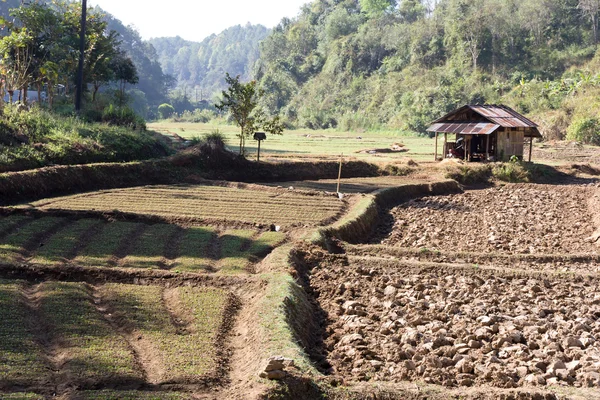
top-left (37, 83), bottom-right (42, 105)
top-left (93, 84), bottom-right (99, 102)
top-left (492, 34), bottom-right (497, 74)
top-left (8, 90), bottom-right (14, 104)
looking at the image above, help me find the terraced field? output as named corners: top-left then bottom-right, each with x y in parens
top-left (27, 184), bottom-right (345, 227)
top-left (0, 280), bottom-right (232, 392)
top-left (310, 183), bottom-right (600, 394)
top-left (0, 215), bottom-right (285, 273)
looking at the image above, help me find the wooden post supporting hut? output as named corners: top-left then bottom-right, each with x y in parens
top-left (427, 104), bottom-right (542, 162)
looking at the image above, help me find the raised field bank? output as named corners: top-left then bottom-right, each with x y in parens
top-left (0, 127), bottom-right (600, 400)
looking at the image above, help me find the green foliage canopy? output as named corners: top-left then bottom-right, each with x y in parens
top-left (215, 73), bottom-right (284, 155)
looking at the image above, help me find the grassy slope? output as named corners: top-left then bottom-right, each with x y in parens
top-left (0, 108), bottom-right (172, 173)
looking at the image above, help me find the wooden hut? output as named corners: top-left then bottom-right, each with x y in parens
top-left (427, 104), bottom-right (542, 162)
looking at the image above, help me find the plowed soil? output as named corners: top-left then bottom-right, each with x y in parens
top-left (379, 184), bottom-right (600, 255)
top-left (311, 257), bottom-right (600, 389)
top-left (307, 182), bottom-right (600, 396)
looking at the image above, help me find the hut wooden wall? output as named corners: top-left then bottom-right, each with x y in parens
top-left (496, 130), bottom-right (525, 160)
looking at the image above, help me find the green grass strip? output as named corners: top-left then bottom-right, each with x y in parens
top-left (100, 284), bottom-right (227, 383)
top-left (0, 394), bottom-right (45, 400)
top-left (218, 229), bottom-right (256, 273)
top-left (0, 215), bottom-right (30, 237)
top-left (120, 224), bottom-right (179, 269)
top-left (0, 217), bottom-right (64, 263)
top-left (173, 226), bottom-right (216, 272)
top-left (40, 282), bottom-right (142, 385)
top-left (79, 391), bottom-right (187, 400)
top-left (245, 231), bottom-right (286, 259)
top-left (0, 280), bottom-right (49, 387)
top-left (73, 222), bottom-right (142, 268)
top-left (31, 219), bottom-right (100, 265)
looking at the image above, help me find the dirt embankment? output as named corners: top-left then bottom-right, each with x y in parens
top-left (311, 257), bottom-right (600, 390)
top-left (379, 184), bottom-right (600, 255)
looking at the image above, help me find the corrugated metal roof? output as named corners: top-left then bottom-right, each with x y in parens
top-left (427, 122), bottom-right (500, 135)
top-left (468, 105), bottom-right (538, 128)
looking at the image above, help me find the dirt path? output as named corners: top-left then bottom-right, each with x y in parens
top-left (20, 283), bottom-right (71, 394)
top-left (89, 284), bottom-right (165, 385)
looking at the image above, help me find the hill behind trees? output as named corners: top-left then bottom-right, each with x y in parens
top-left (149, 24), bottom-right (270, 101)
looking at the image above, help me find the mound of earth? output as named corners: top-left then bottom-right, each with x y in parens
top-left (379, 184), bottom-right (600, 255)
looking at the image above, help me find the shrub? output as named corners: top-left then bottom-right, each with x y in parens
top-left (444, 164), bottom-right (492, 185)
top-left (203, 130), bottom-right (226, 150)
top-left (492, 161), bottom-right (530, 183)
top-left (102, 105), bottom-right (146, 131)
top-left (158, 103), bottom-right (175, 119)
top-left (567, 116), bottom-right (600, 145)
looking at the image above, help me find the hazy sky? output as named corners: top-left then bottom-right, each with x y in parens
top-left (89, 0), bottom-right (309, 42)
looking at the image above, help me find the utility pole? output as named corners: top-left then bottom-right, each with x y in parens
top-left (75, 0), bottom-right (87, 114)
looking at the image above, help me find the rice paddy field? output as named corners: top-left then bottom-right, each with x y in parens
top-left (26, 184), bottom-right (345, 227)
top-left (148, 121), bottom-right (435, 162)
top-left (0, 215), bottom-right (286, 273)
top-left (0, 179), bottom-right (307, 399)
top-left (0, 280), bottom-right (231, 391)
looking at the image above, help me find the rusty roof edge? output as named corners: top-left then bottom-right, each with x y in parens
top-left (468, 104), bottom-right (539, 127)
top-left (431, 105), bottom-right (475, 124)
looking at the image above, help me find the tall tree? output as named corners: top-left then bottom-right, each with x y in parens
top-left (578, 0), bottom-right (600, 43)
top-left (359, 0), bottom-right (397, 17)
top-left (215, 73), bottom-right (283, 155)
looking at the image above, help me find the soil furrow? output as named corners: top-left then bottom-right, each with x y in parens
top-left (162, 287), bottom-right (195, 335)
top-left (205, 229), bottom-right (222, 273)
top-left (20, 283), bottom-right (70, 395)
top-left (88, 284), bottom-right (165, 385)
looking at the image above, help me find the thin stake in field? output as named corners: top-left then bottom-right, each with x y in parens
top-left (337, 153), bottom-right (344, 195)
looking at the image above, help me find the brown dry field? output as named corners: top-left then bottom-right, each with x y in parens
top-left (307, 180), bottom-right (600, 398)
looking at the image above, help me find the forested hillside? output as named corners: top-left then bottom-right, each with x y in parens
top-left (149, 24), bottom-right (270, 100)
top-left (254, 0), bottom-right (600, 143)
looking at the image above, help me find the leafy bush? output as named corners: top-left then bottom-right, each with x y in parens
top-left (567, 116), bottom-right (600, 145)
top-left (492, 161), bottom-right (530, 183)
top-left (203, 130), bottom-right (226, 149)
top-left (173, 109), bottom-right (216, 123)
top-left (157, 103), bottom-right (175, 119)
top-left (101, 105), bottom-right (146, 131)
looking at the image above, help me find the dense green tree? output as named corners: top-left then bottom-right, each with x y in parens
top-left (359, 0), bottom-right (397, 17)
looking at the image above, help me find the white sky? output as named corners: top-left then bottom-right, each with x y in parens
top-left (89, 0), bottom-right (309, 42)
